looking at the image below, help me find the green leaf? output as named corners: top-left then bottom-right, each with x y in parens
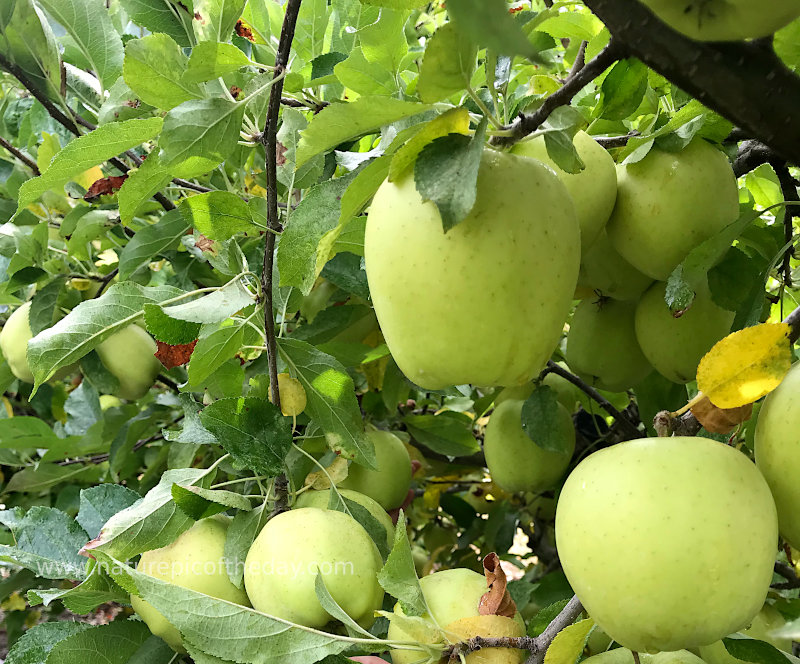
top-left (5, 622), bottom-right (91, 664)
top-left (164, 394), bottom-right (219, 445)
top-left (278, 338), bottom-right (375, 468)
top-left (118, 209), bottom-right (190, 280)
top-left (327, 491), bottom-right (390, 559)
top-left (722, 638), bottom-right (790, 664)
top-left (314, 575), bottom-right (376, 638)
top-left (446, 0), bottom-right (539, 59)
top-left (28, 565), bottom-right (129, 614)
top-left (4, 464), bottom-right (102, 494)
top-left (377, 511), bottom-right (426, 613)
top-left (339, 154), bottom-right (392, 224)
top-left (29, 276), bottom-right (66, 335)
top-left (186, 322), bottom-right (245, 386)
top-left (179, 191), bottom-right (258, 240)
top-left (172, 483), bottom-right (252, 520)
top-left (46, 620), bottom-right (162, 664)
top-left (159, 98), bottom-right (245, 167)
top-left (119, 0), bottom-right (193, 47)
top-left (333, 47), bottom-right (395, 96)
top-left (296, 97), bottom-right (434, 167)
top-left (37, 0), bottom-right (123, 90)
top-left (414, 116), bottom-right (487, 232)
top-left (143, 303), bottom-right (202, 345)
top-left (199, 397), bottom-right (292, 476)
top-left (358, 7), bottom-right (408, 73)
top-left (117, 154), bottom-right (173, 226)
top-left (77, 484), bottom-right (142, 539)
top-left (320, 252), bottom-right (369, 300)
top-left (184, 41), bottom-right (251, 84)
top-left (162, 280), bottom-right (255, 323)
top-left (417, 23), bottom-right (476, 103)
top-left (359, 0), bottom-right (428, 6)
top-left (403, 412), bottom-right (480, 457)
top-left (123, 34), bottom-right (203, 110)
top-left (528, 599), bottom-right (570, 637)
top-left (193, 0), bottom-right (247, 42)
top-left (521, 385), bottom-right (570, 453)
top-left (225, 501), bottom-right (269, 588)
top-left (543, 618), bottom-right (594, 664)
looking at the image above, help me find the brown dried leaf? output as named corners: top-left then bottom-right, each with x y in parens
top-left (235, 19), bottom-right (255, 41)
top-left (478, 552), bottom-right (517, 618)
top-left (155, 340), bottom-right (197, 369)
top-left (83, 175), bottom-right (128, 201)
top-left (690, 394), bottom-right (753, 434)
top-left (195, 234), bottom-right (215, 253)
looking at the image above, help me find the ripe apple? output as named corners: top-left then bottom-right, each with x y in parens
top-left (484, 399), bottom-right (575, 493)
top-left (555, 436), bottom-right (778, 653)
top-left (339, 429), bottom-right (412, 510)
top-left (635, 280), bottom-right (734, 383)
top-left (95, 324), bottom-right (163, 400)
top-left (131, 516), bottom-right (250, 652)
top-left (636, 0), bottom-right (800, 41)
top-left (293, 487), bottom-right (395, 550)
top-left (567, 298), bottom-right (653, 392)
top-left (511, 130), bottom-right (617, 252)
top-left (365, 148), bottom-right (580, 389)
top-left (755, 360), bottom-right (800, 548)
top-left (699, 604), bottom-right (793, 664)
top-left (578, 231), bottom-right (654, 301)
top-left (606, 139), bottom-right (738, 281)
top-left (581, 648), bottom-right (707, 664)
top-left (244, 507), bottom-right (383, 628)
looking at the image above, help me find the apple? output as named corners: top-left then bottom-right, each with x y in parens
top-left (699, 604), bottom-right (792, 664)
top-left (555, 436), bottom-right (778, 653)
top-left (95, 324), bottom-right (163, 400)
top-left (511, 130), bottom-right (617, 252)
top-left (99, 394), bottom-right (122, 411)
top-left (339, 429), bottom-right (412, 510)
top-left (484, 399), bottom-right (575, 493)
top-left (293, 487), bottom-right (395, 550)
top-left (495, 362), bottom-right (580, 412)
top-left (131, 516), bottom-right (250, 652)
top-left (365, 148), bottom-right (580, 389)
top-left (577, 231), bottom-right (654, 301)
top-left (755, 360), bottom-right (800, 548)
top-left (581, 649), bottom-right (706, 664)
top-left (606, 139), bottom-right (739, 281)
top-left (635, 280), bottom-right (734, 384)
top-left (244, 507), bottom-right (383, 628)
top-left (567, 298), bottom-right (653, 392)
top-left (636, 0), bottom-right (800, 41)
top-left (444, 615), bottom-right (526, 664)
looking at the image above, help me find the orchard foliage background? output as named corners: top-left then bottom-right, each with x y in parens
top-left (0, 0), bottom-right (798, 661)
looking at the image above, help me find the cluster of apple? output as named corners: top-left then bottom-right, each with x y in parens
top-left (0, 300), bottom-right (163, 400)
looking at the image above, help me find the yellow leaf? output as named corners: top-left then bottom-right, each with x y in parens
top-left (305, 456), bottom-right (348, 490)
top-left (2, 396), bottom-right (14, 419)
top-left (2, 592), bottom-right (27, 612)
top-left (696, 322), bottom-right (792, 408)
top-left (543, 618), bottom-right (594, 664)
top-left (74, 165), bottom-right (104, 190)
top-left (270, 373), bottom-right (307, 416)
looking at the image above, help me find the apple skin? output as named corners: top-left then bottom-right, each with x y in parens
top-left (581, 649), bottom-right (706, 664)
top-left (95, 324), bottom-right (163, 400)
top-left (636, 0), bottom-right (800, 41)
top-left (577, 231), bottom-right (654, 301)
top-left (244, 507), bottom-right (383, 628)
top-left (293, 487), bottom-right (395, 550)
top-left (484, 399), bottom-right (575, 493)
top-left (755, 361), bottom-right (800, 548)
top-left (339, 429), bottom-right (412, 510)
top-left (555, 436), bottom-right (778, 653)
top-left (444, 615), bottom-right (526, 664)
top-left (131, 516), bottom-right (250, 652)
top-left (566, 298), bottom-right (653, 392)
top-left (699, 604), bottom-right (793, 664)
top-left (635, 281), bottom-right (734, 384)
top-left (606, 139), bottom-right (738, 281)
top-left (511, 130), bottom-right (617, 252)
top-left (365, 148), bottom-right (580, 389)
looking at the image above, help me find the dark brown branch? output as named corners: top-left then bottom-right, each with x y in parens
top-left (57, 431), bottom-right (164, 466)
top-left (774, 164), bottom-right (798, 288)
top-left (92, 268), bottom-right (119, 299)
top-left (0, 136), bottom-right (40, 175)
top-left (566, 41), bottom-right (587, 82)
top-left (525, 595), bottom-right (584, 664)
top-left (733, 140), bottom-right (781, 177)
top-left (787, 305), bottom-right (800, 345)
top-left (773, 561), bottom-right (800, 590)
top-left (582, 0), bottom-right (800, 165)
top-left (595, 132), bottom-right (639, 150)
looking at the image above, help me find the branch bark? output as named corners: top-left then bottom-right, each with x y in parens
top-left (0, 136), bottom-right (40, 175)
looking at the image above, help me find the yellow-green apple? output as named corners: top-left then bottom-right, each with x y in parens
top-left (244, 507), bottom-right (383, 628)
top-left (755, 360), bottom-right (800, 548)
top-left (581, 648), bottom-right (707, 664)
top-left (484, 399), bottom-right (575, 493)
top-left (339, 429), bottom-right (412, 510)
top-left (555, 436), bottom-right (778, 652)
top-left (365, 148), bottom-right (580, 389)
top-left (511, 130), bottom-right (617, 252)
top-left (567, 298), bottom-right (652, 392)
top-left (131, 516), bottom-right (250, 652)
top-left (699, 604), bottom-right (793, 664)
top-left (293, 487), bottom-right (395, 550)
top-left (634, 280), bottom-right (734, 383)
top-left (578, 231), bottom-right (654, 301)
top-left (95, 324), bottom-right (163, 400)
top-left (636, 0), bottom-right (800, 41)
top-left (606, 139), bottom-right (738, 280)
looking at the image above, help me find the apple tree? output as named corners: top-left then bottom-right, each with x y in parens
top-left (0, 0), bottom-right (799, 662)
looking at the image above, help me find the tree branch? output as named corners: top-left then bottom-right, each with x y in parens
top-left (774, 163), bottom-right (798, 288)
top-left (0, 136), bottom-right (40, 175)
top-left (525, 596), bottom-right (584, 664)
top-left (773, 561), bottom-right (800, 590)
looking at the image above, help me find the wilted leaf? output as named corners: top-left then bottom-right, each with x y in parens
top-left (155, 339), bottom-right (197, 368)
top-left (691, 395), bottom-right (753, 434)
top-left (479, 552), bottom-right (516, 618)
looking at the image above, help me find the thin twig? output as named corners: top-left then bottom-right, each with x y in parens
top-left (773, 561), bottom-right (800, 590)
top-left (93, 268), bottom-right (118, 298)
top-left (0, 136), bottom-right (40, 175)
top-left (595, 132), bottom-right (638, 149)
top-left (525, 596), bottom-right (584, 664)
top-left (57, 431), bottom-right (165, 466)
top-left (774, 164), bottom-right (797, 288)
top-left (566, 41), bottom-right (587, 82)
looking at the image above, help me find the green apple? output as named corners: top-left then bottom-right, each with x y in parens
top-left (444, 615), bottom-right (526, 664)
top-left (365, 148), bottom-right (580, 389)
top-left (131, 516), bottom-right (250, 652)
top-left (484, 399), bottom-right (575, 493)
top-left (244, 507), bottom-right (383, 628)
top-left (293, 487), bottom-right (395, 550)
top-left (755, 360), bottom-right (800, 548)
top-left (495, 362), bottom-right (580, 412)
top-left (512, 130), bottom-right (617, 252)
top-left (699, 604), bottom-right (793, 664)
top-left (578, 231), bottom-right (654, 301)
top-left (567, 298), bottom-right (652, 392)
top-left (99, 394), bottom-right (122, 411)
top-left (606, 139), bottom-right (739, 281)
top-left (555, 436), bottom-right (778, 653)
top-left (95, 324), bottom-right (163, 400)
top-left (636, 0), bottom-right (800, 41)
top-left (635, 280), bottom-right (734, 383)
top-left (339, 429), bottom-right (412, 510)
top-left (581, 648), bottom-right (706, 664)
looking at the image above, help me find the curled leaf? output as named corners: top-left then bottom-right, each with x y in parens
top-left (479, 552), bottom-right (517, 618)
top-left (690, 394), bottom-right (753, 434)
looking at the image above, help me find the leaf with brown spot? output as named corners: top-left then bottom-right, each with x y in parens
top-left (276, 142), bottom-right (288, 167)
top-left (83, 175), bottom-right (128, 201)
top-left (691, 394), bottom-right (753, 434)
top-left (155, 340), bottom-right (197, 369)
top-left (235, 19), bottom-right (255, 41)
top-left (195, 234), bottom-right (215, 253)
top-left (478, 552), bottom-right (517, 618)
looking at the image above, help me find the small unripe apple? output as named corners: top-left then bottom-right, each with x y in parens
top-left (606, 139), bottom-right (738, 281)
top-left (566, 298), bottom-right (652, 392)
top-left (577, 231), bottom-right (653, 301)
top-left (365, 148), bottom-right (580, 389)
top-left (635, 281), bottom-right (734, 384)
top-left (244, 507), bottom-right (383, 628)
top-left (484, 399), bottom-right (575, 493)
top-left (339, 429), bottom-right (412, 510)
top-left (131, 516), bottom-right (250, 652)
top-left (755, 360), bottom-right (800, 548)
top-left (556, 436), bottom-right (778, 652)
top-left (95, 324), bottom-right (163, 400)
